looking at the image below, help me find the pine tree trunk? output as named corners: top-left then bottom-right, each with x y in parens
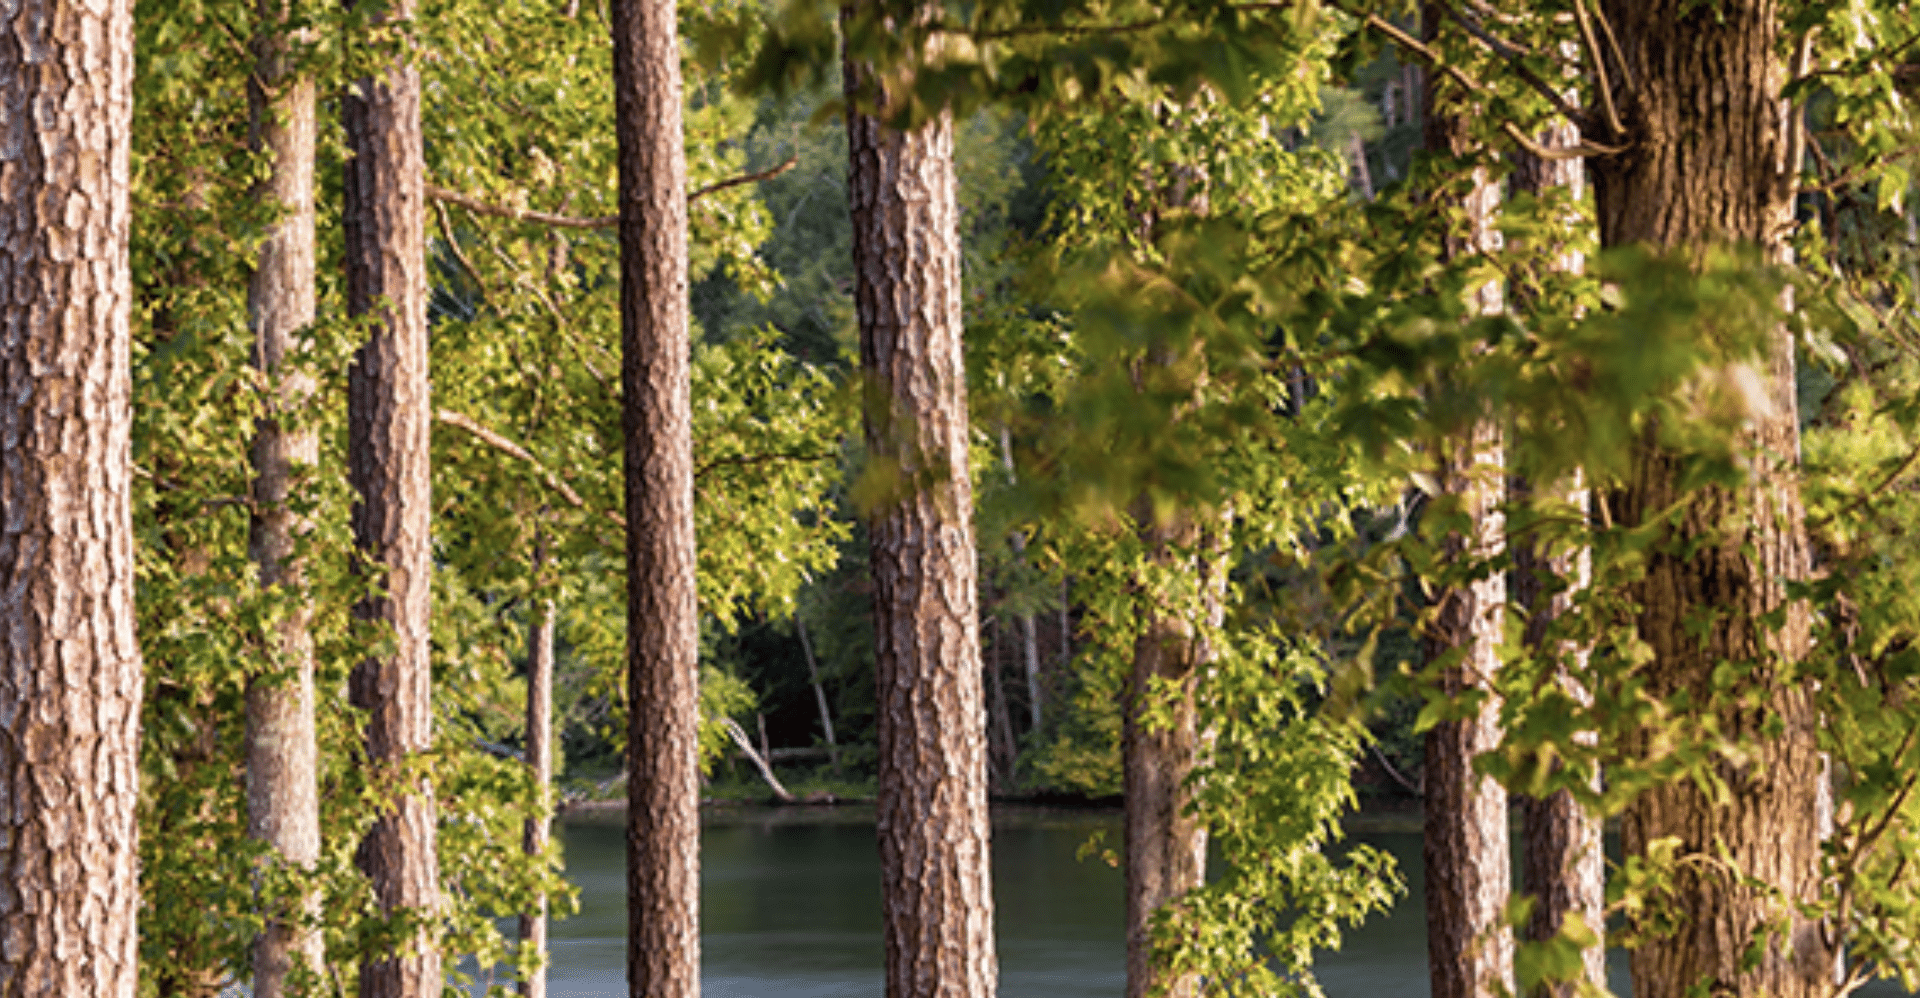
top-left (1588, 3), bottom-right (1832, 994)
top-left (343, 0), bottom-right (441, 991)
top-left (1510, 122), bottom-right (1605, 998)
top-left (610, 0), bottom-right (701, 992)
top-left (1123, 516), bottom-right (1222, 998)
top-left (845, 19), bottom-right (997, 996)
top-left (520, 574), bottom-right (555, 998)
top-left (1421, 11), bottom-right (1513, 994)
top-left (246, 3), bottom-right (326, 994)
top-left (0, 1), bottom-right (140, 992)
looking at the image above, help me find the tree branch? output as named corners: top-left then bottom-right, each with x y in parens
top-left (434, 407), bottom-right (628, 529)
top-left (1570, 0), bottom-right (1627, 139)
top-left (426, 156), bottom-right (800, 230)
top-left (1350, 4), bottom-right (1627, 158)
top-left (425, 185), bottom-right (614, 229)
top-left (1440, 4), bottom-right (1587, 126)
top-left (689, 155), bottom-right (800, 201)
top-left (721, 718), bottom-right (795, 802)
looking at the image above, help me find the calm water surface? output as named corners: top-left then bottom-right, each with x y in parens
top-left (511, 805), bottom-right (1892, 998)
top-left (508, 806), bottom-right (1436, 998)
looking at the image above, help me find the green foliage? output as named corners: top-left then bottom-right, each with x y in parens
top-left (1156, 640), bottom-right (1400, 998)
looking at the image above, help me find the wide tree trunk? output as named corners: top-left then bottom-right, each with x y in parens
top-left (1588, 2), bottom-right (1832, 994)
top-left (1421, 12), bottom-right (1513, 996)
top-left (246, 3), bottom-right (326, 995)
top-left (520, 569), bottom-right (555, 998)
top-left (610, 0), bottom-right (702, 992)
top-left (343, 0), bottom-right (441, 992)
top-left (1510, 124), bottom-right (1605, 998)
top-left (1123, 515), bottom-right (1222, 998)
top-left (845, 20), bottom-right (998, 997)
top-left (0, 0), bottom-right (141, 993)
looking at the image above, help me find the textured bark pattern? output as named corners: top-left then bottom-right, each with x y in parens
top-left (1588, 3), bottom-right (1832, 996)
top-left (1419, 422), bottom-right (1513, 998)
top-left (1511, 472), bottom-right (1604, 998)
top-left (343, 3), bottom-right (441, 993)
top-left (846, 35), bottom-right (997, 998)
top-left (1421, 26), bottom-right (1513, 996)
top-left (1123, 518), bottom-right (1221, 998)
top-left (610, 0), bottom-right (701, 993)
top-left (1509, 123), bottom-right (1605, 998)
top-left (520, 594), bottom-right (554, 998)
top-left (246, 7), bottom-right (326, 995)
top-left (0, 0), bottom-right (141, 994)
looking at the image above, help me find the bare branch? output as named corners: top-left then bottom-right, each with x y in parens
top-left (426, 156), bottom-right (801, 231)
top-left (1440, 4), bottom-right (1589, 126)
top-left (434, 407), bottom-right (628, 529)
top-left (426, 185), bottom-right (614, 229)
top-left (432, 199), bottom-right (490, 299)
top-left (1348, 5), bottom-right (1626, 159)
top-left (1571, 0), bottom-right (1626, 139)
top-left (688, 155), bottom-right (799, 201)
top-left (1501, 120), bottom-right (1626, 160)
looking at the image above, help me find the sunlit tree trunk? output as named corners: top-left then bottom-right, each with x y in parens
top-left (845, 12), bottom-right (997, 994)
top-left (246, 2), bottom-right (326, 994)
top-left (343, 0), bottom-right (441, 991)
top-left (1510, 122), bottom-right (1605, 998)
top-left (1589, 2), bottom-right (1832, 994)
top-left (610, 0), bottom-right (701, 992)
top-left (1124, 512), bottom-right (1224, 998)
top-left (519, 537), bottom-right (555, 998)
top-left (1421, 9), bottom-right (1512, 997)
top-left (0, 1), bottom-right (141, 992)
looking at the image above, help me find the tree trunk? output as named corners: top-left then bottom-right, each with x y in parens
top-left (246, 2), bottom-right (326, 994)
top-left (1510, 122), bottom-right (1605, 998)
top-left (1421, 424), bottom-right (1514, 998)
top-left (343, 0), bottom-right (441, 991)
top-left (1588, 3), bottom-right (1832, 994)
top-left (1000, 424), bottom-right (1045, 734)
top-left (1420, 11), bottom-right (1513, 996)
top-left (1123, 515), bottom-right (1222, 998)
top-left (795, 616), bottom-right (840, 773)
top-left (845, 18), bottom-right (998, 996)
top-left (519, 549), bottom-right (555, 998)
top-left (610, 0), bottom-right (701, 991)
top-left (0, 0), bottom-right (140, 992)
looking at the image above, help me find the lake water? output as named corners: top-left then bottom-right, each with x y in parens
top-left (483, 805), bottom-right (1907, 998)
top-left (473, 805), bottom-right (1507, 998)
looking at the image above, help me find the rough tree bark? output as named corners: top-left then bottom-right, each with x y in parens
top-left (610, 0), bottom-right (701, 992)
top-left (0, 0), bottom-right (141, 993)
top-left (845, 14), bottom-right (998, 995)
top-left (246, 2), bottom-right (326, 994)
top-left (1421, 10), bottom-right (1513, 997)
top-left (1509, 123), bottom-right (1605, 998)
top-left (520, 537), bottom-right (555, 998)
top-left (1123, 514), bottom-right (1224, 998)
top-left (1588, 2), bottom-right (1833, 994)
top-left (343, 0), bottom-right (441, 992)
